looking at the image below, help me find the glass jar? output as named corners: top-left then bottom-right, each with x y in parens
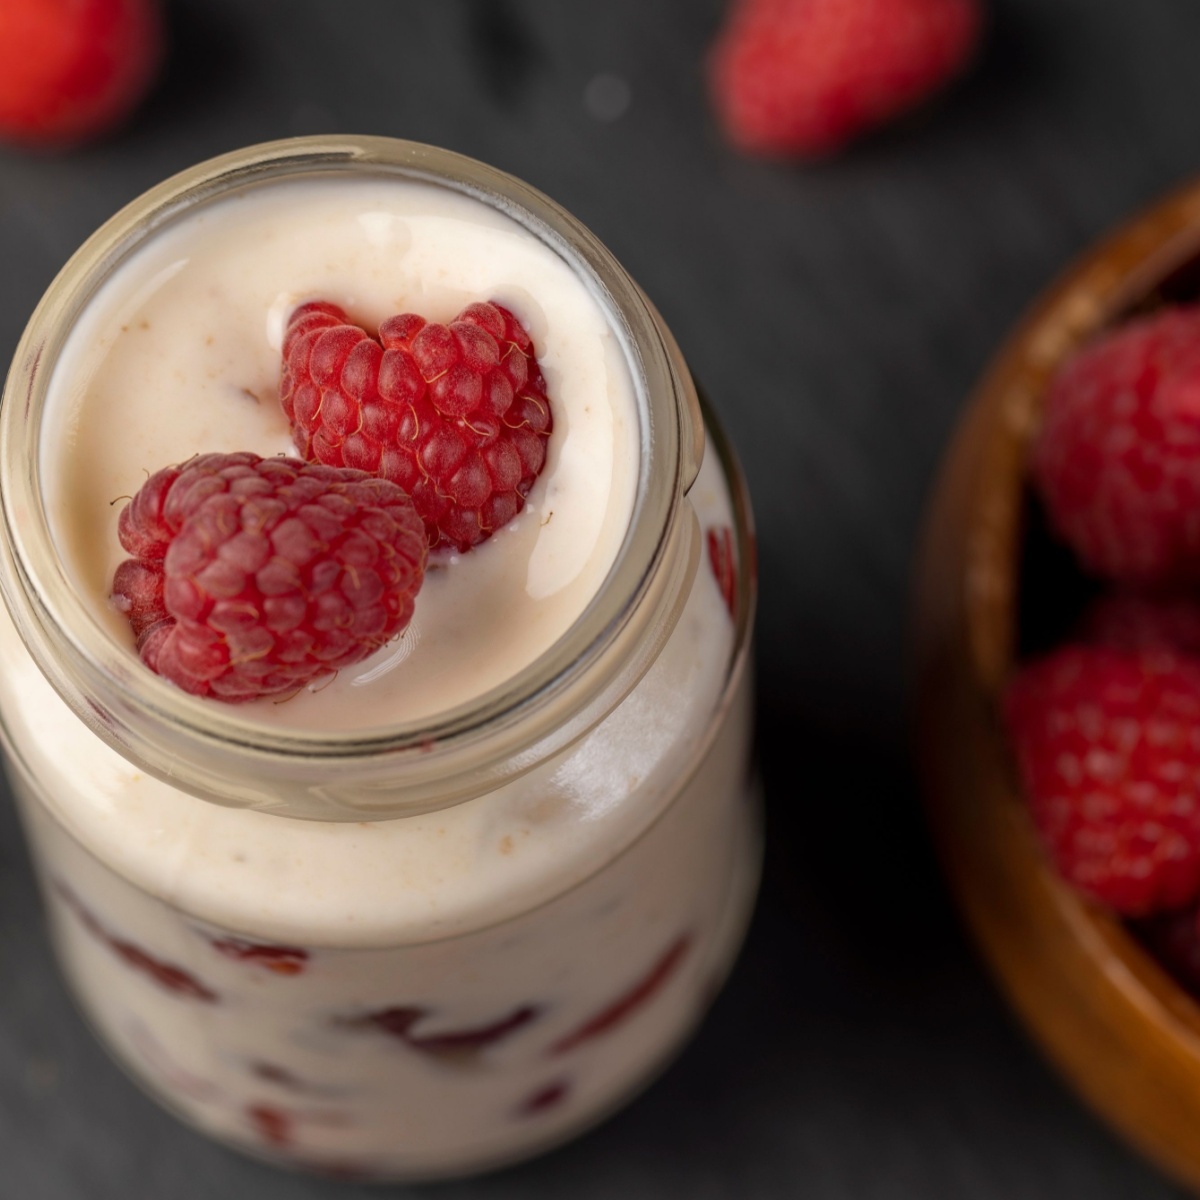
top-left (0, 137), bottom-right (758, 1181)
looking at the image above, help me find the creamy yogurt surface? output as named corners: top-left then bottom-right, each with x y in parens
top-left (40, 177), bottom-right (640, 731)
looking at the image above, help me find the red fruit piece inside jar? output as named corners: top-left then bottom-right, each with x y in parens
top-left (0, 0), bottom-right (162, 146)
top-left (356, 1004), bottom-right (542, 1063)
top-left (247, 1104), bottom-right (293, 1149)
top-left (551, 935), bottom-right (692, 1055)
top-left (516, 1079), bottom-right (571, 1117)
top-left (707, 526), bottom-right (738, 617)
top-left (209, 937), bottom-right (309, 976)
top-left (55, 884), bottom-right (218, 1003)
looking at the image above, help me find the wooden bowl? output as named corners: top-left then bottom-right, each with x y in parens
top-left (915, 178), bottom-right (1200, 1193)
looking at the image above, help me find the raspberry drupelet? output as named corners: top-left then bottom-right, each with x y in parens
top-left (111, 452), bottom-right (427, 702)
top-left (280, 300), bottom-right (552, 552)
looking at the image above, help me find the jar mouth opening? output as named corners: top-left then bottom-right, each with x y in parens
top-left (0, 138), bottom-right (690, 771)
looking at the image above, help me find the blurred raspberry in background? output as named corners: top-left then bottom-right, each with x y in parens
top-left (709, 0), bottom-right (983, 157)
top-left (0, 0), bottom-right (162, 146)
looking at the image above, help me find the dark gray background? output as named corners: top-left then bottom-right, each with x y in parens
top-left (0, 0), bottom-right (1194, 1195)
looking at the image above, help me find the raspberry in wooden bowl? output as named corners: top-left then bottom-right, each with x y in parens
top-left (915, 179), bottom-right (1200, 1192)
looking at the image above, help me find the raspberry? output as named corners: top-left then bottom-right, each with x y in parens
top-left (1004, 645), bottom-right (1200, 915)
top-left (707, 526), bottom-right (737, 617)
top-left (110, 452), bottom-right (426, 702)
top-left (550, 934), bottom-right (691, 1055)
top-left (1032, 307), bottom-right (1200, 585)
top-left (280, 300), bottom-right (552, 552)
top-left (0, 0), bottom-right (162, 146)
top-left (708, 0), bottom-right (981, 157)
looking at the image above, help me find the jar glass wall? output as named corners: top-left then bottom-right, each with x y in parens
top-left (0, 138), bottom-right (759, 1180)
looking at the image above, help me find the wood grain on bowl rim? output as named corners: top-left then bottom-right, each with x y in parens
top-left (915, 178), bottom-right (1200, 1194)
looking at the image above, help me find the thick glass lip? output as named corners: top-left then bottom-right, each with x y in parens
top-left (0, 137), bottom-right (702, 819)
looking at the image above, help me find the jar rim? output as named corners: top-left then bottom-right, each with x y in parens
top-left (0, 136), bottom-right (701, 819)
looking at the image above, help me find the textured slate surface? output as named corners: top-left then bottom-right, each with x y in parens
top-left (0, 0), bottom-right (1196, 1195)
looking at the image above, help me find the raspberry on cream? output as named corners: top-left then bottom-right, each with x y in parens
top-left (111, 452), bottom-right (427, 702)
top-left (282, 300), bottom-right (551, 552)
